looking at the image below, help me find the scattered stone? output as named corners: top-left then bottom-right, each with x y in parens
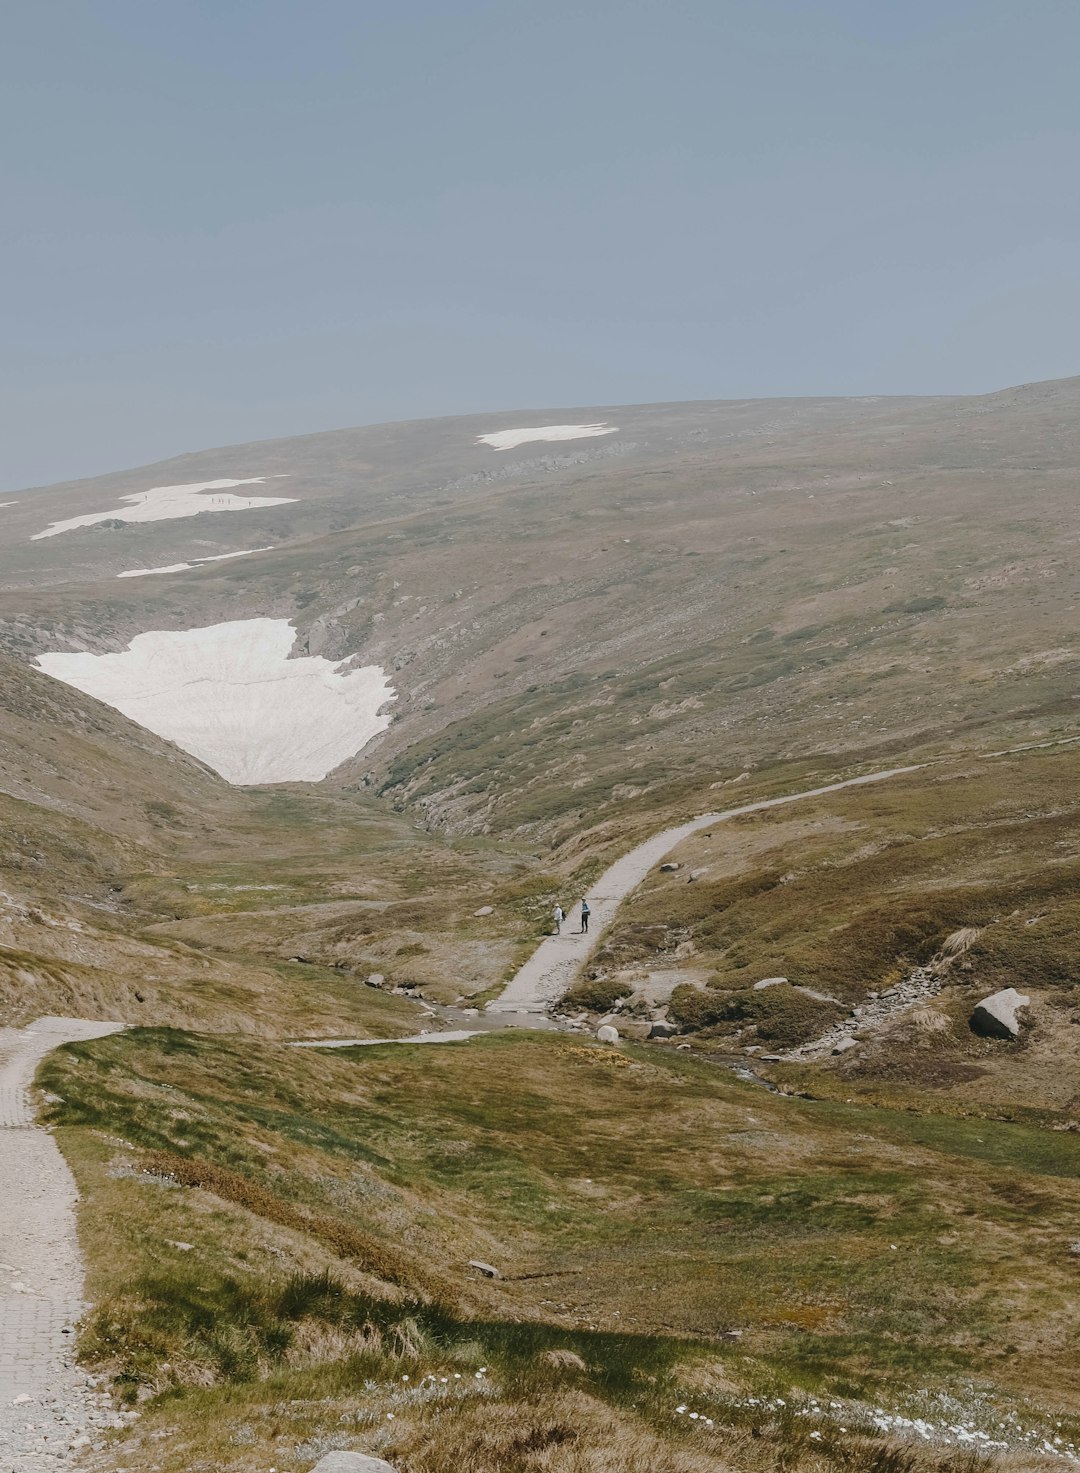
top-left (541, 1348), bottom-right (587, 1371)
top-left (753, 977), bottom-right (789, 990)
top-left (596, 1024), bottom-right (620, 1044)
top-left (658, 862), bottom-right (680, 872)
top-left (473, 906), bottom-right (494, 917)
top-left (166, 1239), bottom-right (194, 1251)
top-left (310, 1455), bottom-right (399, 1473)
top-left (649, 1020), bottom-right (678, 1039)
top-left (761, 1054), bottom-right (783, 1062)
top-left (688, 868), bottom-right (709, 881)
top-left (364, 973), bottom-right (385, 988)
top-left (468, 1260), bottom-right (501, 1279)
top-left (832, 1037), bottom-right (858, 1055)
top-left (970, 988), bottom-right (1030, 1040)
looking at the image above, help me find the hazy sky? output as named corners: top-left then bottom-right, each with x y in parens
top-left (4, 1), bottom-right (1079, 490)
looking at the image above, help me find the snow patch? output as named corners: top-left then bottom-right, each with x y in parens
top-left (0, 502), bottom-right (17, 508)
top-left (476, 424), bottom-right (617, 451)
top-left (117, 547), bottom-right (274, 578)
top-left (31, 478), bottom-right (295, 540)
top-left (34, 618), bottom-right (395, 785)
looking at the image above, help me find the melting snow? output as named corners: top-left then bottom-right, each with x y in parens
top-left (476, 423), bottom-right (617, 451)
top-left (31, 478), bottom-right (296, 540)
top-left (34, 617), bottom-right (395, 785)
top-left (117, 547), bottom-right (273, 578)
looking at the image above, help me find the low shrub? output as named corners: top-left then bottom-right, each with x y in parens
top-left (561, 975), bottom-right (634, 1013)
top-left (668, 984), bottom-right (843, 1046)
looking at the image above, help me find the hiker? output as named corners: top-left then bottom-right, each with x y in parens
top-left (553, 903), bottom-right (564, 935)
top-left (580, 898), bottom-right (591, 934)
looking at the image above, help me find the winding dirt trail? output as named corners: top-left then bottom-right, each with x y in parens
top-left (489, 765), bottom-right (925, 1015)
top-left (0, 1016), bottom-right (124, 1470)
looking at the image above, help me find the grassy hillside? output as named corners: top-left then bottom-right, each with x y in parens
top-left (591, 741), bottom-right (1080, 1112)
top-left (2, 381), bottom-right (1078, 848)
top-left (42, 1027), bottom-right (1080, 1472)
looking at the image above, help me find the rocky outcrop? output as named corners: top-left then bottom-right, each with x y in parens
top-left (970, 988), bottom-right (1030, 1040)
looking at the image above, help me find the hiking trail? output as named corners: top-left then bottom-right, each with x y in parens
top-left (0, 1016), bottom-right (125, 1470)
top-left (489, 765), bottom-right (924, 1015)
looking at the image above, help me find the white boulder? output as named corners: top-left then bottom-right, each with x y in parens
top-left (970, 988), bottom-right (1030, 1040)
top-left (596, 1024), bottom-right (620, 1044)
top-left (753, 977), bottom-right (789, 990)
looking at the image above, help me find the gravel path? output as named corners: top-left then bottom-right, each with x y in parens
top-left (489, 766), bottom-right (924, 1015)
top-left (0, 1016), bottom-right (125, 1471)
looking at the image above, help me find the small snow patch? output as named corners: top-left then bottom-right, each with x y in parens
top-left (34, 617), bottom-right (394, 784)
top-left (117, 547), bottom-right (273, 578)
top-left (476, 424), bottom-right (617, 451)
top-left (32, 478), bottom-right (295, 539)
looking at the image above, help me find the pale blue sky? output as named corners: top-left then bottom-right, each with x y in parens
top-left (3, 1), bottom-right (1079, 490)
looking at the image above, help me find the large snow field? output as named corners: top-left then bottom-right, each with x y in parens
top-left (31, 478), bottom-right (296, 540)
top-left (35, 618), bottom-right (395, 785)
top-left (117, 547), bottom-right (273, 578)
top-left (476, 423), bottom-right (617, 451)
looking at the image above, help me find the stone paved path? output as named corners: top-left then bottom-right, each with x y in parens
top-left (489, 766), bottom-right (924, 1015)
top-left (0, 1016), bottom-right (124, 1471)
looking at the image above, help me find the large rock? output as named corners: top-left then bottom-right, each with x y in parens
top-left (310, 1455), bottom-right (398, 1473)
top-left (658, 861), bottom-right (680, 872)
top-left (648, 1020), bottom-right (678, 1039)
top-left (753, 977), bottom-right (789, 990)
top-left (596, 1024), bottom-right (620, 1044)
top-left (970, 988), bottom-right (1030, 1040)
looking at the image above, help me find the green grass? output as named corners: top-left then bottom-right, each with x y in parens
top-left (42, 1029), bottom-right (1080, 1398)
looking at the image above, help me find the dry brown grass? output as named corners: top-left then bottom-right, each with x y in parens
top-left (390, 1388), bottom-right (733, 1473)
top-left (143, 1149), bottom-right (456, 1304)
